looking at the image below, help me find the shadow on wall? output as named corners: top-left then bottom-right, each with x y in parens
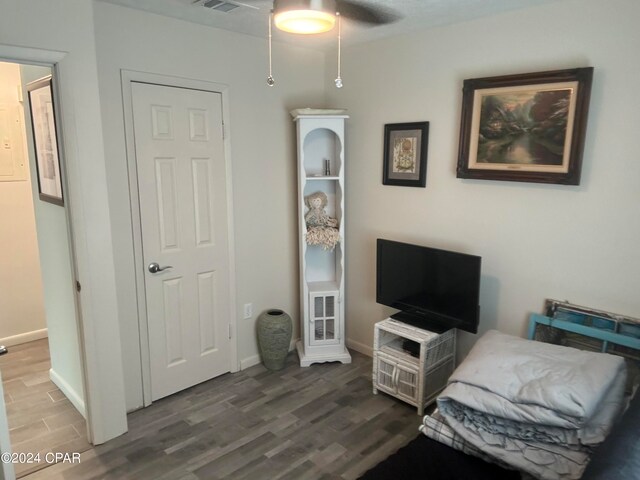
top-left (457, 274), bottom-right (499, 363)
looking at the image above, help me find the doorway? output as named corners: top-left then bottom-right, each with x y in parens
top-left (123, 72), bottom-right (238, 407)
top-left (0, 61), bottom-right (89, 478)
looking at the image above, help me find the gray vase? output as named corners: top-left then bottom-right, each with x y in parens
top-left (257, 309), bottom-right (293, 371)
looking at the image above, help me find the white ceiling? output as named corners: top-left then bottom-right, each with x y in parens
top-left (96, 0), bottom-right (564, 48)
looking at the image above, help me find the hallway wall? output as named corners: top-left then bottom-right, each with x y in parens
top-left (0, 61), bottom-right (47, 346)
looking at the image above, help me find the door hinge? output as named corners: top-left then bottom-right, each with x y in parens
top-left (75, 280), bottom-right (81, 292)
top-left (228, 324), bottom-right (232, 339)
top-left (222, 122), bottom-right (226, 139)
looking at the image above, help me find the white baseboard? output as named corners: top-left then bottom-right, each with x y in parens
top-left (239, 338), bottom-right (300, 371)
top-left (49, 368), bottom-right (86, 419)
top-left (239, 354), bottom-right (261, 370)
top-left (0, 328), bottom-right (47, 347)
top-left (347, 338), bottom-right (373, 357)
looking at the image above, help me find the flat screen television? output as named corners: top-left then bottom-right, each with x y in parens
top-left (376, 239), bottom-right (481, 334)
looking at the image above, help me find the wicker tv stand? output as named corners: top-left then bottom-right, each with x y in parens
top-left (372, 318), bottom-right (456, 415)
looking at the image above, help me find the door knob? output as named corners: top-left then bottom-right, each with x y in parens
top-left (148, 262), bottom-right (173, 273)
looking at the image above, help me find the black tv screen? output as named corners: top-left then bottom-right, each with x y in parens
top-left (376, 239), bottom-right (481, 333)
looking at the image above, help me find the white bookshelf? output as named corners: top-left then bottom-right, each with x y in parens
top-left (291, 109), bottom-right (351, 367)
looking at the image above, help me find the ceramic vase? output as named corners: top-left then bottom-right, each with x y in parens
top-left (257, 309), bottom-right (292, 371)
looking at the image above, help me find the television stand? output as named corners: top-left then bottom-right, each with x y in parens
top-left (372, 318), bottom-right (456, 415)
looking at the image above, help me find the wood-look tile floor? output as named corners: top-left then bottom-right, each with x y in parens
top-left (0, 339), bottom-right (91, 478)
top-left (25, 351), bottom-right (420, 480)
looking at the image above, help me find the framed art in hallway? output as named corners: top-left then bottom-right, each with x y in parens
top-left (383, 121), bottom-right (429, 187)
top-left (456, 67), bottom-right (593, 185)
top-left (27, 75), bottom-right (64, 206)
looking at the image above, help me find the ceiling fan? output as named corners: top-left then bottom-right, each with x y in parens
top-left (202, 0), bottom-right (400, 33)
top-left (266, 1), bottom-right (398, 86)
top-left (198, 0), bottom-right (400, 87)
top-left (270, 0), bottom-right (399, 34)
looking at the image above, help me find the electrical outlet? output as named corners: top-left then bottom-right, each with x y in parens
top-left (243, 303), bottom-right (253, 319)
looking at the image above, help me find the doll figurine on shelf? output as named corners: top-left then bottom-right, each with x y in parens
top-left (304, 191), bottom-right (338, 228)
top-left (304, 191), bottom-right (340, 250)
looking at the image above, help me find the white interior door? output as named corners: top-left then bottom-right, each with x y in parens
top-left (131, 82), bottom-right (231, 401)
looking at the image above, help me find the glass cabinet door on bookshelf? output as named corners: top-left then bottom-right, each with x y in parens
top-left (310, 292), bottom-right (339, 345)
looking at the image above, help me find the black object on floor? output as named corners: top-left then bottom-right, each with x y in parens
top-left (358, 434), bottom-right (520, 480)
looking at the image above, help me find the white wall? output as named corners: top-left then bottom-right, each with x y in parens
top-left (0, 62), bottom-right (47, 346)
top-left (326, 0), bottom-right (640, 359)
top-left (92, 2), bottom-right (326, 411)
top-left (0, 0), bottom-right (127, 443)
top-left (20, 64), bottom-right (86, 417)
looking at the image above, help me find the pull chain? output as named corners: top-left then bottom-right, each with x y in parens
top-left (335, 12), bottom-right (343, 88)
top-left (267, 11), bottom-right (275, 86)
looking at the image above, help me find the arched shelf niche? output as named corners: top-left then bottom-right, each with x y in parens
top-left (302, 128), bottom-right (343, 178)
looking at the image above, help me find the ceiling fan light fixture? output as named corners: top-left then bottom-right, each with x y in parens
top-left (272, 0), bottom-right (337, 34)
top-left (268, 0), bottom-right (346, 88)
top-left (274, 9), bottom-right (335, 34)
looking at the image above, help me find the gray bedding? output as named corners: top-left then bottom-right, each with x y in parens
top-left (437, 330), bottom-right (627, 480)
top-left (420, 409), bottom-right (513, 470)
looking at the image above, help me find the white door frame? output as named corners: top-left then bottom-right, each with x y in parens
top-left (0, 42), bottom-right (128, 446)
top-left (0, 47), bottom-right (94, 454)
top-left (121, 70), bottom-right (238, 407)
top-left (0, 371), bottom-right (13, 480)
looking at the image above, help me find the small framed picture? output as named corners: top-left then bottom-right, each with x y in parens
top-left (27, 75), bottom-right (64, 206)
top-left (383, 122), bottom-right (429, 187)
top-left (456, 67), bottom-right (593, 185)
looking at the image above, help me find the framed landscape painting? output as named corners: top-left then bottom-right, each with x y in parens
top-left (383, 122), bottom-right (429, 187)
top-left (456, 67), bottom-right (593, 185)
